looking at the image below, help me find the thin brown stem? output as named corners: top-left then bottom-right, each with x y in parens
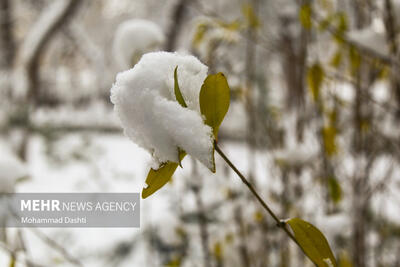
top-left (214, 143), bottom-right (301, 248)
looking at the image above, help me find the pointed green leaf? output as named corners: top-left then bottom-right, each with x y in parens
top-left (307, 63), bottom-right (325, 101)
top-left (299, 4), bottom-right (312, 29)
top-left (287, 218), bottom-right (337, 267)
top-left (328, 177), bottom-right (342, 204)
top-left (199, 73), bottom-right (230, 139)
top-left (192, 23), bottom-right (208, 48)
top-left (174, 66), bottom-right (187, 108)
top-left (330, 50), bottom-right (342, 68)
top-left (177, 148), bottom-right (186, 167)
top-left (142, 153), bottom-right (186, 199)
top-left (242, 3), bottom-right (260, 29)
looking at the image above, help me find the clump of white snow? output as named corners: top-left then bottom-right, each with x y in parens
top-left (348, 26), bottom-right (388, 56)
top-left (273, 144), bottom-right (318, 168)
top-left (113, 19), bottom-right (165, 70)
top-left (110, 51), bottom-right (214, 170)
top-left (323, 258), bottom-right (334, 267)
top-left (273, 112), bottom-right (319, 168)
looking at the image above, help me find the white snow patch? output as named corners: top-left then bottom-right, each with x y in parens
top-left (111, 52), bottom-right (214, 170)
top-left (371, 81), bottom-right (390, 103)
top-left (332, 82), bottom-right (355, 103)
top-left (273, 112), bottom-right (319, 168)
top-left (323, 258), bottom-right (334, 267)
top-left (316, 212), bottom-right (351, 240)
top-left (220, 101), bottom-right (247, 139)
top-left (113, 19), bottom-right (165, 70)
top-left (348, 26), bottom-right (388, 56)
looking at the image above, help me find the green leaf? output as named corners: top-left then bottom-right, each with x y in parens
top-left (142, 152), bottom-right (186, 199)
top-left (174, 66), bottom-right (187, 108)
top-left (330, 50), bottom-right (342, 68)
top-left (307, 63), bottom-right (325, 101)
top-left (242, 4), bottom-right (260, 29)
top-left (213, 241), bottom-right (223, 261)
top-left (338, 252), bottom-right (353, 267)
top-left (9, 256), bottom-right (15, 267)
top-left (336, 12), bottom-right (348, 35)
top-left (319, 15), bottom-right (334, 32)
top-left (349, 46), bottom-right (361, 76)
top-left (322, 126), bottom-right (337, 156)
top-left (299, 4), bottom-right (312, 30)
top-left (328, 177), bottom-right (342, 204)
top-left (199, 73), bottom-right (230, 140)
top-left (165, 257), bottom-right (182, 267)
top-left (287, 218), bottom-right (337, 267)
top-left (177, 148), bottom-right (185, 167)
top-left (192, 23), bottom-right (208, 48)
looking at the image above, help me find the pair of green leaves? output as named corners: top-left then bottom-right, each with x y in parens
top-left (142, 66), bottom-right (230, 199)
top-left (287, 218), bottom-right (337, 267)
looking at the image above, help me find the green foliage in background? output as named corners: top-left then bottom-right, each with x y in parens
top-left (308, 63), bottom-right (325, 101)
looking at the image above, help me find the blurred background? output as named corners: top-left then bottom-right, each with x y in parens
top-left (0, 0), bottom-right (400, 266)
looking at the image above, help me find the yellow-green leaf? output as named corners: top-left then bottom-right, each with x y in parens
top-left (217, 19), bottom-right (241, 31)
top-left (322, 126), bottom-right (337, 156)
top-left (177, 148), bottom-right (185, 167)
top-left (328, 176), bottom-right (342, 204)
top-left (330, 50), bottom-right (342, 68)
top-left (349, 46), bottom-right (361, 76)
top-left (307, 63), bottom-right (325, 101)
top-left (336, 12), bottom-right (348, 34)
top-left (213, 241), bottom-right (223, 261)
top-left (338, 252), bottom-right (352, 267)
top-left (142, 152), bottom-right (186, 199)
top-left (287, 218), bottom-right (337, 267)
top-left (174, 66), bottom-right (187, 108)
top-left (166, 257), bottom-right (182, 267)
top-left (199, 73), bottom-right (230, 139)
top-left (242, 4), bottom-right (260, 29)
top-left (9, 256), bottom-right (15, 267)
top-left (299, 4), bottom-right (312, 30)
top-left (192, 23), bottom-right (208, 48)
top-left (319, 15), bottom-right (334, 32)
top-left (318, 0), bottom-right (334, 12)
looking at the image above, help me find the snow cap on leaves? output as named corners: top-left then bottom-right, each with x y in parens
top-left (111, 52), bottom-right (214, 170)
